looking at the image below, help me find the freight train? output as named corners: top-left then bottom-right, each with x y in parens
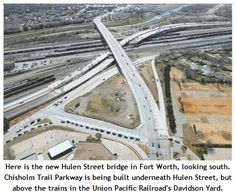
top-left (4, 74), bottom-right (55, 98)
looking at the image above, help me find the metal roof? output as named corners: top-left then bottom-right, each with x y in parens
top-left (48, 140), bottom-right (73, 158)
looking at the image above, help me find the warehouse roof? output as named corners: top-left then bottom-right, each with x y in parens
top-left (48, 140), bottom-right (73, 159)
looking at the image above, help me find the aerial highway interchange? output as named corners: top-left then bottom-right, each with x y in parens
top-left (4, 4), bottom-right (232, 160)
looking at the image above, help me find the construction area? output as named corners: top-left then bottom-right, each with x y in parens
top-left (65, 73), bottom-right (140, 129)
top-left (170, 67), bottom-right (231, 159)
top-left (65, 63), bottom-right (157, 129)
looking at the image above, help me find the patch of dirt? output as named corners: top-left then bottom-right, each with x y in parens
top-left (65, 74), bottom-right (140, 129)
top-left (182, 123), bottom-right (207, 159)
top-left (138, 144), bottom-right (150, 155)
top-left (64, 63), bottom-right (159, 129)
top-left (138, 64), bottom-right (159, 102)
top-left (170, 67), bottom-right (185, 81)
top-left (181, 97), bottom-right (231, 114)
top-left (170, 67), bottom-right (231, 158)
top-left (73, 142), bottom-right (116, 160)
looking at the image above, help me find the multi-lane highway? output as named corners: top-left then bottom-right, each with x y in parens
top-left (4, 21), bottom-right (155, 118)
top-left (5, 21), bottom-right (231, 120)
top-left (4, 56), bottom-right (161, 160)
top-left (133, 21), bottom-right (231, 44)
top-left (3, 19), bottom-right (158, 118)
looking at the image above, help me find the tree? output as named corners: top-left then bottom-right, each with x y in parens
top-left (163, 64), bottom-right (176, 133)
top-left (185, 67), bottom-right (192, 79)
top-left (22, 25), bottom-right (29, 31)
top-left (95, 133), bottom-right (102, 141)
top-left (4, 117), bottom-right (9, 133)
top-left (193, 124), bottom-right (197, 134)
top-left (200, 78), bottom-right (205, 85)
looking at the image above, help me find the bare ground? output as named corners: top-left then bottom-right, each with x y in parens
top-left (170, 68), bottom-right (232, 151)
top-left (65, 63), bottom-right (158, 129)
top-left (65, 73), bottom-right (140, 129)
top-left (73, 142), bottom-right (116, 160)
top-left (138, 63), bottom-right (159, 102)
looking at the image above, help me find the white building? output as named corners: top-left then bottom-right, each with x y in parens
top-left (48, 140), bottom-right (73, 159)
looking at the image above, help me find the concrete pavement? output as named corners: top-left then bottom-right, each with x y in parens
top-left (94, 17), bottom-right (170, 159)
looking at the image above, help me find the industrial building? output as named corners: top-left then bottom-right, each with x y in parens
top-left (48, 140), bottom-right (74, 160)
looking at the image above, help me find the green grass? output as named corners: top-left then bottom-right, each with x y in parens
top-left (105, 12), bottom-right (156, 28)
